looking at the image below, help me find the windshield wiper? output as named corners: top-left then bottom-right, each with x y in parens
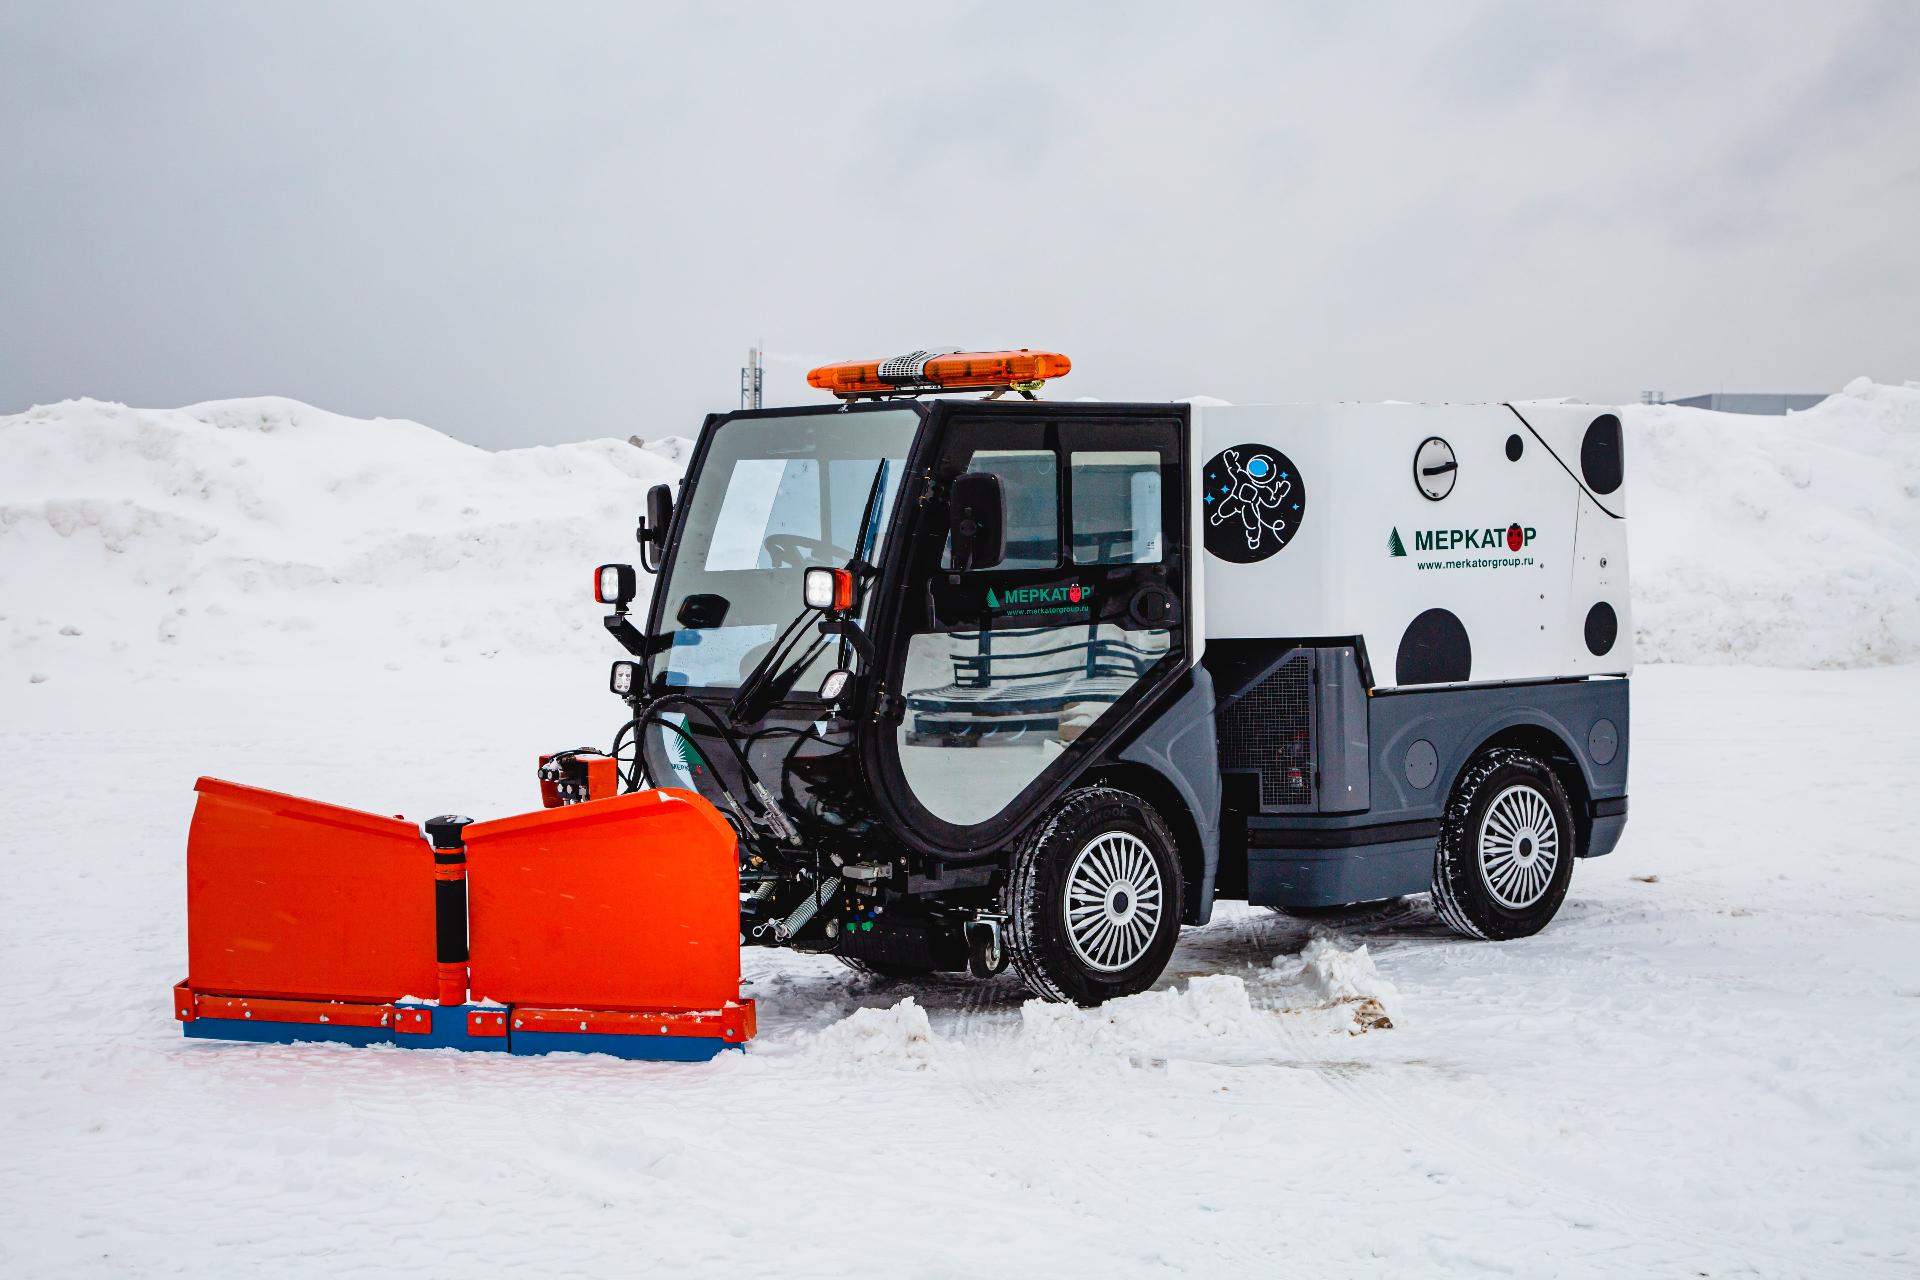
top-left (849, 457), bottom-right (890, 573)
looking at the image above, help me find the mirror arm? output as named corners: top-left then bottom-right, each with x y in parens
top-left (635, 516), bottom-right (661, 574)
top-left (817, 617), bottom-right (874, 665)
top-left (602, 613), bottom-right (656, 658)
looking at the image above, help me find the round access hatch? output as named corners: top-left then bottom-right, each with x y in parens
top-left (1414, 436), bottom-right (1458, 501)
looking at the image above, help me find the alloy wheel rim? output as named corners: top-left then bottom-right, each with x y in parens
top-left (1478, 783), bottom-right (1561, 909)
top-left (1064, 831), bottom-right (1164, 972)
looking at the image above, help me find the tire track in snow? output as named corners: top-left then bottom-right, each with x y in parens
top-left (1237, 909), bottom-right (1805, 1276)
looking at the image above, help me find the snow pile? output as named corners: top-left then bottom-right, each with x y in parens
top-left (0, 397), bottom-right (679, 675)
top-left (1624, 378), bottom-right (1920, 667)
top-left (1017, 974), bottom-right (1267, 1067)
top-left (2, 381), bottom-right (1916, 678)
top-left (1270, 934), bottom-right (1402, 1032)
top-left (799, 998), bottom-right (939, 1069)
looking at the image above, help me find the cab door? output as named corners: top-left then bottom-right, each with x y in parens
top-left (871, 405), bottom-right (1191, 853)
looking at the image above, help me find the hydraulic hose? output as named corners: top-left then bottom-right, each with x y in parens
top-left (615, 694), bottom-right (802, 848)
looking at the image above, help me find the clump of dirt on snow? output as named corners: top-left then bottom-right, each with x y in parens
top-left (1271, 935), bottom-right (1402, 1033)
top-left (805, 998), bottom-right (939, 1069)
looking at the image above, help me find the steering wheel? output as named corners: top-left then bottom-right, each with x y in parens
top-left (762, 534), bottom-right (852, 569)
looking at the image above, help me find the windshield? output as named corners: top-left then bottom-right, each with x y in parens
top-left (655, 409), bottom-right (918, 690)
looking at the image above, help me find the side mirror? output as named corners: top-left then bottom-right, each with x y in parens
top-left (638, 483), bottom-right (673, 573)
top-left (948, 472), bottom-right (1006, 572)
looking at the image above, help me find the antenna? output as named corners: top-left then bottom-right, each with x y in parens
top-left (740, 346), bottom-right (763, 410)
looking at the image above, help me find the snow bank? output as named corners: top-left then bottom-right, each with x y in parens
top-left (2, 381), bottom-right (1915, 676)
top-left (1018, 974), bottom-right (1263, 1064)
top-left (1624, 378), bottom-right (1920, 668)
top-left (0, 397), bottom-right (679, 675)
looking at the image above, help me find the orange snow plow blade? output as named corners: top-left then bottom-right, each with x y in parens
top-left (463, 788), bottom-right (741, 1014)
top-left (184, 778), bottom-right (439, 1003)
top-left (175, 779), bottom-right (750, 1060)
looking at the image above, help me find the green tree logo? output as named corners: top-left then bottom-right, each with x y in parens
top-left (668, 720), bottom-right (707, 776)
top-left (985, 587), bottom-right (1001, 610)
top-left (1387, 527), bottom-right (1407, 558)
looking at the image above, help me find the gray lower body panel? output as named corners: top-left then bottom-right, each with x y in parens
top-left (1586, 811), bottom-right (1628, 859)
top-left (1249, 838), bottom-right (1435, 908)
top-left (1215, 672), bottom-right (1632, 908)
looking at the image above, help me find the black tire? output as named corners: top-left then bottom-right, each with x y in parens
top-left (1431, 748), bottom-right (1576, 940)
top-left (965, 923), bottom-right (1009, 978)
top-left (1004, 786), bottom-right (1184, 1006)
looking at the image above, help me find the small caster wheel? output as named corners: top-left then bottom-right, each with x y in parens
top-left (965, 919), bottom-right (1009, 978)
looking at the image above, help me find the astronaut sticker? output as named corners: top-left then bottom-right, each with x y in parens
top-left (1202, 444), bottom-right (1307, 563)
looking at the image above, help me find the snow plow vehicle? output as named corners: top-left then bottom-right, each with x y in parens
top-left (174, 349), bottom-right (1631, 1058)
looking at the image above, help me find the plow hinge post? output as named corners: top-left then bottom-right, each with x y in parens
top-left (424, 814), bottom-right (473, 1006)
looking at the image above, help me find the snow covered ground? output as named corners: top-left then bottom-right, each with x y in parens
top-left (2, 384), bottom-right (1917, 1276)
top-left (1, 662), bottom-right (1914, 1276)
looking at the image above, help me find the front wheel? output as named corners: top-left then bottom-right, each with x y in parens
top-left (1004, 787), bottom-right (1184, 1006)
top-left (1431, 748), bottom-right (1576, 940)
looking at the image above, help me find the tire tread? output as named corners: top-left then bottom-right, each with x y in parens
top-left (1004, 786), bottom-right (1182, 1005)
top-left (1431, 748), bottom-right (1574, 941)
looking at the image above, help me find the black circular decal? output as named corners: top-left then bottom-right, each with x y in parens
top-left (1581, 414), bottom-right (1624, 495)
top-left (1203, 444), bottom-right (1306, 563)
top-left (1584, 601), bottom-right (1619, 656)
top-left (1505, 433), bottom-right (1524, 461)
top-left (1396, 607), bottom-right (1472, 685)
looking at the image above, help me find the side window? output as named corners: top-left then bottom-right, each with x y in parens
top-left (1071, 451), bottom-right (1162, 565)
top-left (943, 449), bottom-right (1059, 569)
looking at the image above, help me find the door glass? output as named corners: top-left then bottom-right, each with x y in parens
top-left (1071, 451), bottom-right (1162, 564)
top-left (900, 431), bottom-right (1175, 829)
top-left (897, 622), bottom-right (1170, 825)
top-left (943, 450), bottom-right (1058, 569)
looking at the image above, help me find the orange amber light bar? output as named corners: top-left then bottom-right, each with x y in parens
top-left (807, 349), bottom-right (1071, 397)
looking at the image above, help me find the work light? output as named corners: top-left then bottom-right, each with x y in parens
top-left (609, 661), bottom-right (637, 696)
top-left (802, 567), bottom-right (854, 612)
top-left (595, 563), bottom-right (637, 607)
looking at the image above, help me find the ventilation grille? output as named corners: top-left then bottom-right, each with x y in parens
top-left (1219, 653), bottom-right (1314, 809)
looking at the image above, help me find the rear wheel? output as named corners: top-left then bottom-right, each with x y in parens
top-left (1005, 787), bottom-right (1184, 1006)
top-left (1431, 748), bottom-right (1575, 940)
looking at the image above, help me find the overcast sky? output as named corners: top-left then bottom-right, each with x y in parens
top-left (3, 2), bottom-right (1916, 447)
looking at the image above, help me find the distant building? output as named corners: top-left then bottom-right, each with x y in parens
top-left (1661, 392), bottom-right (1828, 415)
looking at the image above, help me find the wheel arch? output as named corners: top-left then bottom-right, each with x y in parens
top-left (1456, 722), bottom-right (1592, 856)
top-left (1079, 762), bottom-right (1208, 925)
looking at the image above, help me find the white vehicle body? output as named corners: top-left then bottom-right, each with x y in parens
top-left (1193, 402), bottom-right (1632, 688)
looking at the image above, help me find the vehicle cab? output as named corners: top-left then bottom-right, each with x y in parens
top-left (596, 350), bottom-right (1631, 1005)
